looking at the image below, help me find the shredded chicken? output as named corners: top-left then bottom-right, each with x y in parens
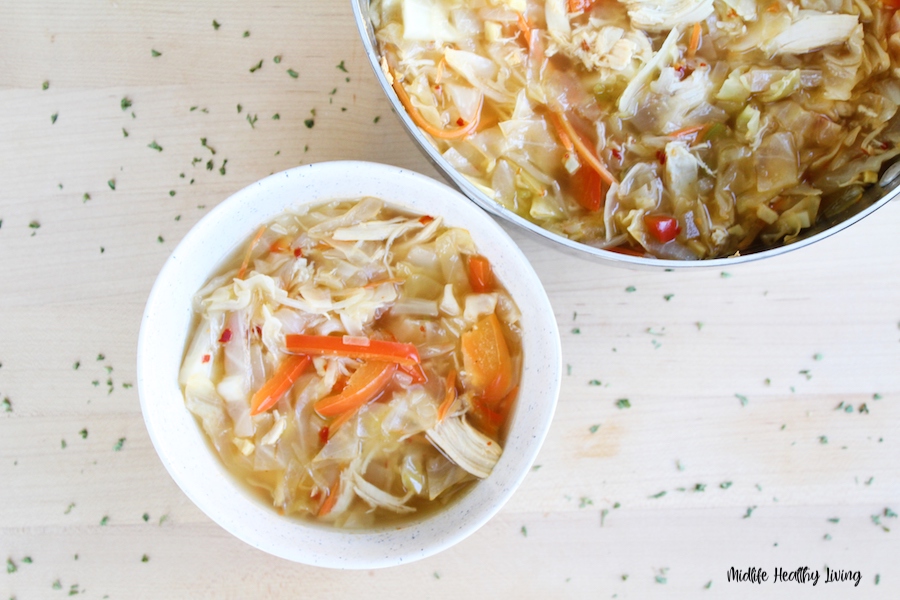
top-left (621, 0), bottom-right (715, 32)
top-left (768, 12), bottom-right (859, 56)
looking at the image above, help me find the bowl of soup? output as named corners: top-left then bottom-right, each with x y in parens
top-left (137, 161), bottom-right (561, 568)
top-left (352, 0), bottom-right (900, 267)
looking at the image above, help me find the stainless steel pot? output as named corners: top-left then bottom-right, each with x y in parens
top-left (351, 0), bottom-right (900, 268)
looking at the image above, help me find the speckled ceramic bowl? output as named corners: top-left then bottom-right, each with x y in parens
top-left (137, 161), bottom-right (561, 568)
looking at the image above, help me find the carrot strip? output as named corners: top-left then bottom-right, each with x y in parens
top-left (389, 65), bottom-right (482, 140)
top-left (327, 406), bottom-right (359, 439)
top-left (687, 23), bottom-right (702, 58)
top-left (516, 12), bottom-right (532, 51)
top-left (285, 334), bottom-right (420, 367)
top-left (250, 354), bottom-right (311, 416)
top-left (317, 478), bottom-right (341, 517)
top-left (314, 361), bottom-right (397, 417)
top-left (237, 225), bottom-right (267, 280)
top-left (606, 244), bottom-right (646, 257)
top-left (437, 370), bottom-right (458, 422)
top-left (669, 124), bottom-right (706, 139)
top-left (550, 110), bottom-right (617, 185)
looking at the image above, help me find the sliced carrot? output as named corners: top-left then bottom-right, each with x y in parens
top-left (314, 361), bottom-right (397, 418)
top-left (467, 255), bottom-right (494, 293)
top-left (327, 406), bottom-right (360, 439)
top-left (285, 334), bottom-right (420, 367)
top-left (550, 110), bottom-right (617, 186)
top-left (569, 162), bottom-right (604, 212)
top-left (388, 65), bottom-right (482, 140)
top-left (317, 478), bottom-right (341, 517)
top-left (236, 225), bottom-right (267, 280)
top-left (437, 370), bottom-right (458, 422)
top-left (687, 23), bottom-right (702, 58)
top-left (249, 354), bottom-right (311, 416)
top-left (606, 244), bottom-right (646, 257)
top-left (461, 314), bottom-right (513, 406)
top-left (567, 0), bottom-right (596, 12)
top-left (516, 12), bottom-right (532, 51)
top-left (669, 124), bottom-right (706, 139)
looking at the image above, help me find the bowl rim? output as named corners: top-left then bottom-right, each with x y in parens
top-left (350, 0), bottom-right (899, 269)
top-left (137, 160), bottom-right (562, 568)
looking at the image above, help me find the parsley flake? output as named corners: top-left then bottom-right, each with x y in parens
top-left (249, 60), bottom-right (263, 73)
top-left (79, 429), bottom-right (88, 439)
top-left (625, 286), bottom-right (636, 292)
top-left (273, 55), bottom-right (282, 64)
top-left (120, 97), bottom-right (132, 111)
top-left (100, 515), bottom-right (109, 526)
top-left (571, 327), bottom-right (581, 334)
top-left (6, 558), bottom-right (16, 574)
top-left (242, 30), bottom-right (249, 38)
top-left (108, 179), bottom-right (116, 191)
top-left (720, 481), bottom-right (733, 489)
top-left (336, 60), bottom-right (348, 72)
top-left (735, 393), bottom-right (748, 406)
top-left (615, 398), bottom-right (631, 409)
top-left (649, 490), bottom-right (666, 499)
top-left (219, 159), bottom-right (228, 176)
top-left (246, 114), bottom-right (258, 128)
top-left (151, 49), bottom-right (162, 57)
top-left (113, 437), bottom-right (126, 451)
top-left (122, 127), bottom-right (129, 137)
top-left (147, 140), bottom-right (163, 152)
top-left (51, 112), bottom-right (58, 124)
top-left (578, 497), bottom-right (593, 508)
top-left (1, 397), bottom-right (11, 413)
top-left (743, 506), bottom-right (756, 518)
top-left (169, 190), bottom-right (176, 197)
top-left (157, 235), bottom-right (164, 243)
top-left (52, 579), bottom-right (62, 590)
top-left (374, 116), bottom-right (381, 123)
top-left (589, 424), bottom-right (600, 433)
top-left (287, 68), bottom-right (299, 78)
top-left (304, 118), bottom-right (315, 129)
top-left (588, 379), bottom-right (601, 386)
top-left (520, 525), bottom-right (527, 537)
top-left (212, 19), bottom-right (221, 30)
top-left (141, 554), bottom-right (149, 562)
top-left (142, 513), bottom-right (150, 522)
top-left (42, 80), bottom-right (50, 90)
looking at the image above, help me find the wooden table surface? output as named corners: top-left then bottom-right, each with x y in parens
top-left (1, 1), bottom-right (898, 598)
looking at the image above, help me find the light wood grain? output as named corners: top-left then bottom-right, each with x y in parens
top-left (1, 1), bottom-right (899, 598)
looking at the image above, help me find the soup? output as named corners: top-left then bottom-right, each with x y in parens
top-left (373, 0), bottom-right (900, 259)
top-left (179, 198), bottom-right (522, 528)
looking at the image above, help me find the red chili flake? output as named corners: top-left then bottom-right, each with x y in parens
top-left (581, 39), bottom-right (590, 52)
top-left (293, 247), bottom-right (303, 257)
top-left (419, 215), bottom-right (434, 225)
top-left (218, 329), bottom-right (232, 343)
top-left (610, 148), bottom-right (622, 161)
top-left (420, 325), bottom-right (426, 333)
top-left (201, 354), bottom-right (211, 364)
top-left (318, 426), bottom-right (329, 445)
top-left (433, 84), bottom-right (441, 92)
top-left (456, 117), bottom-right (466, 126)
top-left (656, 150), bottom-right (667, 165)
top-left (255, 326), bottom-right (262, 337)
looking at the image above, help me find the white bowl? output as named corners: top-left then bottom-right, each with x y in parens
top-left (137, 161), bottom-right (561, 568)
